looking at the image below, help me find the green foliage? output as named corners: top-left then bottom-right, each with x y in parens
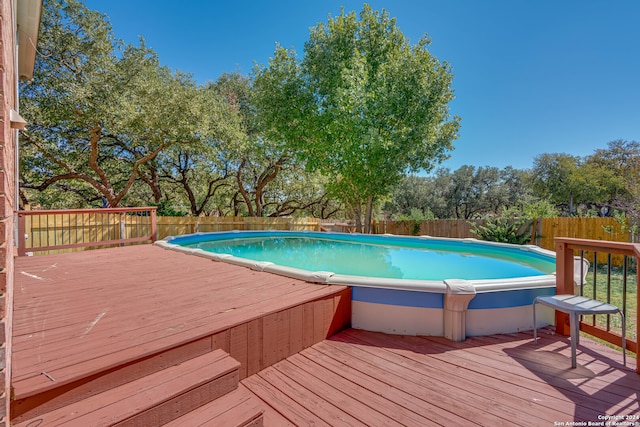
top-left (385, 175), bottom-right (442, 218)
top-left (470, 208), bottom-right (533, 245)
top-left (531, 148), bottom-right (630, 216)
top-left (254, 4), bottom-right (459, 232)
top-left (395, 208), bottom-right (435, 235)
top-left (531, 153), bottom-right (580, 213)
top-left (24, 3), bottom-right (638, 227)
top-left (581, 264), bottom-right (637, 340)
top-left (20, 0), bottom-right (188, 207)
top-left (602, 210), bottom-right (638, 242)
top-left (388, 166), bottom-right (534, 220)
top-left (151, 200), bottom-right (189, 217)
top-left (518, 199), bottom-right (559, 219)
top-left (586, 140), bottom-right (640, 241)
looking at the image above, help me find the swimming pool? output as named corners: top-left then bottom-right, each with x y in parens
top-left (156, 231), bottom-right (558, 340)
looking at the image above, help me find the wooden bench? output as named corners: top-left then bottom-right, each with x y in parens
top-left (533, 294), bottom-right (626, 368)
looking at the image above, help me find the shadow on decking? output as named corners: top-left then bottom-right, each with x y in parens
top-left (502, 333), bottom-right (638, 421)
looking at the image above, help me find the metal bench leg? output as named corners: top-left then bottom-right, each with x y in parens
top-left (570, 312), bottom-right (578, 369)
top-left (532, 298), bottom-right (538, 344)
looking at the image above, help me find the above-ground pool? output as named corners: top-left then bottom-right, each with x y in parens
top-left (156, 231), bottom-right (558, 340)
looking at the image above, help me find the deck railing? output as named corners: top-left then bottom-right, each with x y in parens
top-left (17, 207), bottom-right (157, 256)
top-left (556, 237), bottom-right (639, 373)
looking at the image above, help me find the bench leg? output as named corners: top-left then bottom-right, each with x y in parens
top-left (570, 312), bottom-right (578, 369)
top-left (532, 299), bottom-right (538, 344)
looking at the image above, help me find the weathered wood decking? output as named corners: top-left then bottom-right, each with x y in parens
top-left (243, 328), bottom-right (638, 426)
top-left (12, 244), bottom-right (638, 425)
top-left (12, 244), bottom-right (350, 421)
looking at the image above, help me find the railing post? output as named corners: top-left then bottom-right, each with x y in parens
top-left (119, 218), bottom-right (125, 247)
top-left (555, 239), bottom-right (574, 336)
top-left (150, 208), bottom-right (157, 242)
top-left (17, 212), bottom-right (25, 256)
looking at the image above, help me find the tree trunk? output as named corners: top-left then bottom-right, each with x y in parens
top-left (353, 204), bottom-right (363, 233)
top-left (569, 191), bottom-right (574, 214)
top-left (363, 196), bottom-right (374, 234)
top-left (235, 159), bottom-right (255, 216)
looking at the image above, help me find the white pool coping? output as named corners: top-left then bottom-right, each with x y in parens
top-left (155, 231), bottom-right (558, 295)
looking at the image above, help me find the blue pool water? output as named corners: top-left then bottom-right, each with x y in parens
top-left (173, 232), bottom-right (555, 281)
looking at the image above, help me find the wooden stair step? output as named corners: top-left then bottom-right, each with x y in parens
top-left (14, 349), bottom-right (240, 427)
top-left (12, 337), bottom-right (215, 422)
top-left (164, 386), bottom-right (264, 427)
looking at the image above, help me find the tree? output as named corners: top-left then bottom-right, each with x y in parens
top-left (584, 140), bottom-right (640, 238)
top-left (254, 5), bottom-right (459, 232)
top-left (386, 175), bottom-right (438, 218)
top-left (584, 139), bottom-right (638, 205)
top-left (531, 153), bottom-right (581, 213)
top-left (532, 148), bottom-right (629, 216)
top-left (151, 76), bottom-right (245, 215)
top-left (19, 0), bottom-right (204, 208)
top-left (386, 166), bottom-right (532, 220)
top-left (440, 166), bottom-right (512, 219)
top-left (210, 73), bottom-right (331, 217)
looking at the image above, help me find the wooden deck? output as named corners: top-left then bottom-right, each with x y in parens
top-left (243, 328), bottom-right (638, 426)
top-left (11, 243), bottom-right (639, 425)
top-left (12, 244), bottom-right (350, 422)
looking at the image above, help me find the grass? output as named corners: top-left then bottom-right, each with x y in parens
top-left (579, 262), bottom-right (637, 354)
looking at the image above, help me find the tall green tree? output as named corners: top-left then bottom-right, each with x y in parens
top-left (151, 76), bottom-right (245, 215)
top-left (532, 149), bottom-right (628, 216)
top-left (19, 0), bottom-right (210, 208)
top-left (443, 166), bottom-right (511, 219)
top-left (531, 153), bottom-right (581, 213)
top-left (214, 73), bottom-right (332, 217)
top-left (584, 139), bottom-right (637, 205)
top-left (584, 140), bottom-right (640, 235)
top-left (254, 5), bottom-right (459, 232)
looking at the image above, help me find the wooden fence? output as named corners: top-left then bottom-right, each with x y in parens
top-left (17, 211), bottom-right (630, 259)
top-left (18, 213), bottom-right (321, 255)
top-left (373, 219), bottom-right (481, 238)
top-left (156, 216), bottom-right (321, 239)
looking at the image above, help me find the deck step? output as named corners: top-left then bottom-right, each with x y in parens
top-left (164, 386), bottom-right (264, 427)
top-left (12, 337), bottom-right (215, 422)
top-left (14, 349), bottom-right (240, 427)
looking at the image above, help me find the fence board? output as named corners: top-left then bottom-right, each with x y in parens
top-left (156, 216), bottom-right (321, 240)
top-left (538, 217), bottom-right (629, 265)
top-left (374, 219), bottom-right (482, 238)
top-left (18, 212), bottom-right (631, 263)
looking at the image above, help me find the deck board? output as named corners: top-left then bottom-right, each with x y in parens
top-left (12, 243), bottom-right (639, 425)
top-left (243, 328), bottom-right (638, 426)
top-left (12, 244), bottom-right (349, 400)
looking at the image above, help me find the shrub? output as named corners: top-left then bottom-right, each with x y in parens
top-left (470, 207), bottom-right (533, 245)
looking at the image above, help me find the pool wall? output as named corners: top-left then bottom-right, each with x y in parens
top-left (156, 231), bottom-right (559, 341)
top-left (350, 287), bottom-right (445, 335)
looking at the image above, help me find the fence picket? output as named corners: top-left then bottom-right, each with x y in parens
top-left (17, 212), bottom-right (630, 260)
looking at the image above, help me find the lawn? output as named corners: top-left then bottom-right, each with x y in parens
top-left (580, 261), bottom-right (638, 350)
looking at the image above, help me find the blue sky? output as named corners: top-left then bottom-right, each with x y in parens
top-left (84, 0), bottom-right (639, 172)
